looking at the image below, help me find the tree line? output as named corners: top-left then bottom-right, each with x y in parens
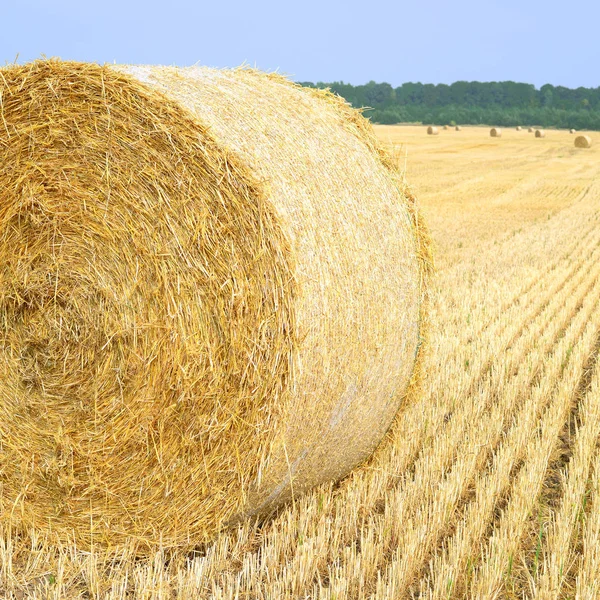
top-left (299, 80), bottom-right (600, 130)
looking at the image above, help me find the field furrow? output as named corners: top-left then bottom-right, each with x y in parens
top-left (575, 451), bottom-right (600, 600)
top-left (296, 227), bottom-right (600, 599)
top-left (421, 293), bottom-right (600, 599)
top-left (466, 307), bottom-right (600, 599)
top-left (427, 337), bottom-right (599, 596)
top-left (532, 337), bottom-right (600, 599)
top-left (371, 247), bottom-right (600, 600)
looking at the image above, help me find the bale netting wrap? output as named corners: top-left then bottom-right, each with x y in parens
top-left (575, 135), bottom-right (592, 148)
top-left (0, 61), bottom-right (429, 547)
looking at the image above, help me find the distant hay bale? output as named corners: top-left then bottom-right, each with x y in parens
top-left (443, 125), bottom-right (449, 130)
top-left (427, 126), bottom-right (439, 135)
top-left (516, 126), bottom-right (522, 131)
top-left (455, 125), bottom-right (462, 131)
top-left (570, 128), bottom-right (576, 134)
top-left (490, 128), bottom-right (502, 137)
top-left (535, 129), bottom-right (546, 138)
top-left (0, 60), bottom-right (431, 548)
top-left (575, 135), bottom-right (592, 148)
top-left (528, 127), bottom-right (534, 132)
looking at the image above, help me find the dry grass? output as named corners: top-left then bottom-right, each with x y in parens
top-left (2, 124), bottom-right (600, 598)
top-left (0, 62), bottom-right (427, 549)
top-left (575, 135), bottom-right (593, 148)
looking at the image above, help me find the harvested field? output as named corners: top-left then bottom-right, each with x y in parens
top-left (3, 125), bottom-right (600, 599)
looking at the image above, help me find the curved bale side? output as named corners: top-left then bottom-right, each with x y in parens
top-left (575, 135), bottom-right (592, 148)
top-left (0, 61), bottom-right (431, 548)
top-left (490, 128), bottom-right (502, 137)
top-left (427, 126), bottom-right (439, 135)
top-left (535, 129), bottom-right (546, 138)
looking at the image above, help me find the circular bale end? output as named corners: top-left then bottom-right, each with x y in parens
top-left (490, 127), bottom-right (502, 137)
top-left (575, 135), bottom-right (592, 148)
top-left (0, 60), bottom-right (430, 548)
top-left (427, 126), bottom-right (439, 135)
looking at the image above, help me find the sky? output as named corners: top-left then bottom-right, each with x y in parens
top-left (2, 0), bottom-right (598, 89)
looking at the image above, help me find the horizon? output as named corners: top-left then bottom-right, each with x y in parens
top-left (299, 78), bottom-right (600, 91)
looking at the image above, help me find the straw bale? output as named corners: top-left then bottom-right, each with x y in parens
top-left (570, 128), bottom-right (576, 134)
top-left (528, 127), bottom-right (534, 132)
top-left (535, 129), bottom-right (546, 138)
top-left (490, 128), bottom-right (502, 137)
top-left (443, 125), bottom-right (449, 130)
top-left (455, 126), bottom-right (462, 131)
top-left (575, 135), bottom-right (592, 148)
top-left (0, 60), bottom-right (431, 548)
top-left (516, 126), bottom-right (522, 131)
top-left (427, 126), bottom-right (439, 135)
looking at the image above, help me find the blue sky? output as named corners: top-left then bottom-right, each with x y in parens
top-left (2, 0), bottom-right (598, 89)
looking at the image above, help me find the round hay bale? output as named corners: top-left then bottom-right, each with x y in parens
top-left (575, 135), bottom-right (592, 148)
top-left (443, 125), bottom-right (449, 130)
top-left (455, 125), bottom-right (462, 131)
top-left (0, 60), bottom-right (430, 548)
top-left (535, 129), bottom-right (546, 138)
top-left (528, 127), bottom-right (534, 132)
top-left (516, 126), bottom-right (522, 131)
top-left (570, 128), bottom-right (576, 134)
top-left (427, 126), bottom-right (439, 135)
top-left (490, 127), bottom-right (502, 137)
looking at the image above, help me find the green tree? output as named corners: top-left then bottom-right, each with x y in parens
top-left (299, 79), bottom-right (600, 130)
